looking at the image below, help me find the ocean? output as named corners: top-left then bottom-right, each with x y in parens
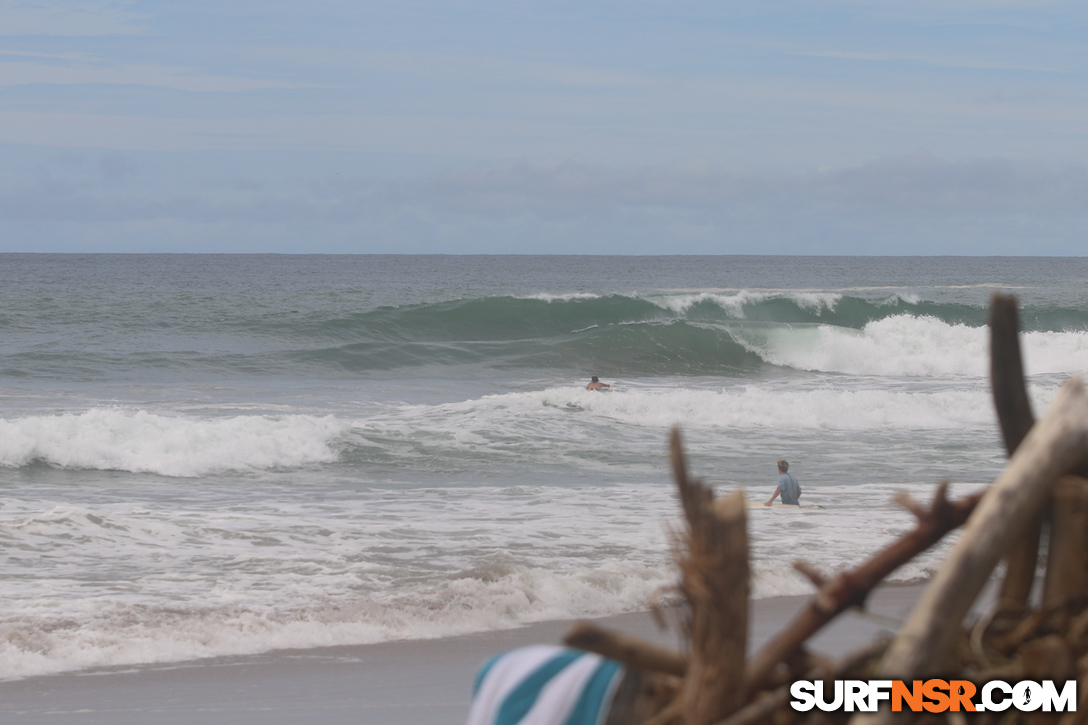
top-left (1, 254), bottom-right (1086, 680)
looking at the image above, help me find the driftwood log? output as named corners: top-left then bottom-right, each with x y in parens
top-left (671, 430), bottom-right (750, 725)
top-left (559, 294), bottom-right (1088, 725)
top-left (991, 293), bottom-right (1042, 610)
top-left (565, 430), bottom-right (751, 725)
top-left (564, 621), bottom-right (687, 678)
top-left (852, 376), bottom-right (1088, 725)
top-left (720, 638), bottom-right (889, 725)
top-left (566, 429), bottom-right (984, 725)
top-left (744, 481), bottom-right (980, 696)
top-left (991, 293), bottom-right (1036, 455)
top-left (1043, 476), bottom-right (1088, 608)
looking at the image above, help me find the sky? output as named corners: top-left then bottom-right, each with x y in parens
top-left (1, 1), bottom-right (1086, 254)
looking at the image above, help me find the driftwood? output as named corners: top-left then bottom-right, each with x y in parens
top-left (851, 376), bottom-right (1088, 725)
top-left (744, 481), bottom-right (981, 695)
top-left (603, 667), bottom-right (684, 725)
top-left (720, 638), bottom-right (889, 725)
top-left (1043, 476), bottom-right (1088, 608)
top-left (555, 295), bottom-right (1088, 725)
top-left (562, 428), bottom-right (984, 724)
top-left (563, 621), bottom-right (687, 677)
top-left (990, 293), bottom-right (1036, 455)
top-left (671, 430), bottom-right (750, 725)
top-left (991, 293), bottom-right (1042, 610)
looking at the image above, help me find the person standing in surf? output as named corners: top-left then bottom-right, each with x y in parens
top-left (764, 459), bottom-right (801, 506)
top-left (586, 376), bottom-right (610, 391)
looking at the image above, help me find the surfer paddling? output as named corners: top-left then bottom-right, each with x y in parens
top-left (764, 459), bottom-right (801, 506)
top-left (586, 376), bottom-right (610, 391)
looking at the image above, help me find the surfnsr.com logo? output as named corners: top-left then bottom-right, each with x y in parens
top-left (789, 680), bottom-right (1077, 713)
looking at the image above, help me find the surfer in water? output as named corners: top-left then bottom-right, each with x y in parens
top-left (586, 376), bottom-right (610, 391)
top-left (764, 459), bottom-right (801, 506)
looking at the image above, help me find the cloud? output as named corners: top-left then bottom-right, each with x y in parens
top-left (97, 151), bottom-right (137, 182)
top-left (809, 155), bottom-right (1088, 213)
top-left (0, 177), bottom-right (315, 224)
top-left (791, 50), bottom-right (1066, 74)
top-left (0, 1), bottom-right (145, 37)
top-left (2, 154), bottom-right (1085, 228)
top-left (0, 57), bottom-right (312, 92)
top-left (414, 155), bottom-right (1088, 216)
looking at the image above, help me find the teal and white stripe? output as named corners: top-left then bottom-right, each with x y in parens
top-left (466, 646), bottom-right (625, 725)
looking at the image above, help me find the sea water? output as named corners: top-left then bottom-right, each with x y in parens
top-left (1, 254), bottom-right (1087, 680)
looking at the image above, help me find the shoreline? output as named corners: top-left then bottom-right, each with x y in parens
top-left (0, 582), bottom-right (927, 725)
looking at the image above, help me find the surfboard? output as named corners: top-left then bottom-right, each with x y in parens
top-left (746, 502), bottom-right (824, 510)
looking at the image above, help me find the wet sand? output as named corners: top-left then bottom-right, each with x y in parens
top-left (0, 583), bottom-right (924, 725)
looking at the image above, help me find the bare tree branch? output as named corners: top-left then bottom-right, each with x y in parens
top-left (990, 293), bottom-right (1035, 455)
top-left (990, 293), bottom-right (1043, 610)
top-left (671, 429), bottom-right (750, 725)
top-left (745, 480), bottom-right (981, 696)
top-left (853, 377), bottom-right (1088, 725)
top-left (563, 621), bottom-right (688, 677)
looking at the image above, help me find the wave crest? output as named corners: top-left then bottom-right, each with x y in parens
top-left (0, 409), bottom-right (346, 476)
top-left (732, 314), bottom-right (1088, 377)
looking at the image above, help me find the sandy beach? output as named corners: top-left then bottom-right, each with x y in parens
top-left (0, 582), bottom-right (924, 725)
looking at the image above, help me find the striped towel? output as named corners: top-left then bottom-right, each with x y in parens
top-left (466, 645), bottom-right (626, 725)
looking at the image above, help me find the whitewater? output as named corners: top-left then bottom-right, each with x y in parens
top-left (1, 254), bottom-right (1087, 681)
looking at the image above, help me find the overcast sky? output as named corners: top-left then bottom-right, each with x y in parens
top-left (1, 1), bottom-right (1086, 254)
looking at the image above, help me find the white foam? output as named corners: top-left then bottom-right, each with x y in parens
top-left (519, 292), bottom-right (603, 302)
top-left (1021, 328), bottom-right (1088, 375)
top-left (0, 479), bottom-right (962, 681)
top-left (501, 385), bottom-right (995, 432)
top-left (0, 556), bottom-right (674, 681)
top-left (649, 291), bottom-right (843, 318)
top-left (731, 314), bottom-right (1088, 378)
top-left (0, 409), bottom-right (347, 476)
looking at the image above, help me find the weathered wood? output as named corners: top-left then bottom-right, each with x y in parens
top-left (604, 669), bottom-right (679, 725)
top-left (1069, 608), bottom-right (1088, 649)
top-left (793, 560), bottom-right (827, 589)
top-left (990, 293), bottom-right (1043, 610)
top-left (712, 677), bottom-right (793, 725)
top-left (1021, 634), bottom-right (1076, 681)
top-left (670, 429), bottom-right (749, 725)
top-left (1000, 604), bottom-right (1061, 653)
top-left (851, 376), bottom-right (1088, 725)
top-left (563, 620), bottom-right (688, 677)
top-left (681, 489), bottom-right (749, 725)
top-left (999, 515), bottom-right (1043, 610)
top-left (715, 638), bottom-right (889, 725)
top-left (1043, 476), bottom-right (1088, 607)
top-left (670, 427), bottom-right (709, 532)
top-left (744, 481), bottom-right (981, 695)
top-left (990, 293), bottom-right (1035, 455)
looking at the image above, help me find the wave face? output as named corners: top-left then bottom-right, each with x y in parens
top-left (6, 286), bottom-right (1088, 380)
top-left (3, 255), bottom-right (1088, 682)
top-left (285, 293), bottom-right (1088, 378)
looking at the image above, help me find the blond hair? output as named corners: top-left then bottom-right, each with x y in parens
top-left (777, 459), bottom-right (789, 473)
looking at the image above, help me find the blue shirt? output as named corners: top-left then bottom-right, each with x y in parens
top-left (777, 473), bottom-right (801, 505)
